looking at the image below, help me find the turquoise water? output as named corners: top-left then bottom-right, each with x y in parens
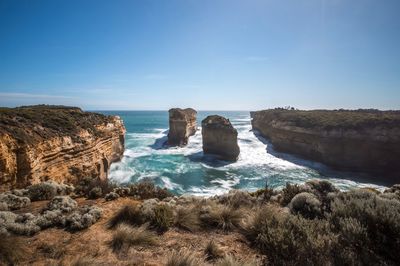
top-left (100, 111), bottom-right (387, 196)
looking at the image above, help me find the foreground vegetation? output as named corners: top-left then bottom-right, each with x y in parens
top-left (1, 178), bottom-right (399, 265)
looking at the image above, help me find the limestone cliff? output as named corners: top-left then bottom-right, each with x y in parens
top-left (167, 108), bottom-right (197, 146)
top-left (0, 105), bottom-right (125, 190)
top-left (202, 115), bottom-right (240, 161)
top-left (251, 109), bottom-right (400, 182)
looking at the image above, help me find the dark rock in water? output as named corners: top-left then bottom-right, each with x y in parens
top-left (201, 115), bottom-right (240, 161)
top-left (168, 108), bottom-right (197, 146)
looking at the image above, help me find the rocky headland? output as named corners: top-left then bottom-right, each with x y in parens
top-left (251, 109), bottom-right (400, 182)
top-left (0, 105), bottom-right (125, 191)
top-left (202, 115), bottom-right (240, 161)
top-left (167, 108), bottom-right (197, 146)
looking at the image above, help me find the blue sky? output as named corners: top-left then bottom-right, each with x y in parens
top-left (0, 0), bottom-right (399, 110)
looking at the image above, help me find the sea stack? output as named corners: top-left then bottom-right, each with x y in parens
top-left (167, 108), bottom-right (197, 146)
top-left (201, 115), bottom-right (240, 161)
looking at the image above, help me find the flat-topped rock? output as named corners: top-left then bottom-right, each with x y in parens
top-left (167, 108), bottom-right (197, 146)
top-left (201, 115), bottom-right (240, 161)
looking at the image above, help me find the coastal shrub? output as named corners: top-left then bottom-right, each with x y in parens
top-left (215, 255), bottom-right (257, 266)
top-left (108, 204), bottom-right (143, 229)
top-left (113, 186), bottom-right (131, 197)
top-left (35, 210), bottom-right (65, 229)
top-left (151, 204), bottom-right (174, 233)
top-left (75, 177), bottom-right (115, 198)
top-left (205, 240), bottom-right (223, 261)
top-left (88, 186), bottom-right (103, 199)
top-left (217, 190), bottom-right (256, 209)
top-left (329, 190), bottom-right (400, 264)
top-left (174, 205), bottom-right (201, 232)
top-left (129, 180), bottom-right (173, 200)
top-left (105, 191), bottom-right (120, 201)
top-left (0, 202), bottom-right (8, 211)
top-left (288, 192), bottom-right (322, 219)
top-left (27, 181), bottom-right (74, 201)
top-left (0, 193), bottom-right (30, 210)
top-left (200, 203), bottom-right (242, 231)
top-left (65, 205), bottom-right (102, 231)
top-left (242, 206), bottom-right (335, 265)
top-left (280, 182), bottom-right (307, 206)
top-left (165, 250), bottom-right (202, 266)
top-left (47, 196), bottom-right (78, 213)
top-left (110, 224), bottom-right (157, 252)
top-left (0, 232), bottom-right (26, 265)
top-left (0, 211), bottom-right (41, 236)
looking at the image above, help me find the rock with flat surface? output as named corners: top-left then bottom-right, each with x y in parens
top-left (201, 115), bottom-right (240, 161)
top-left (168, 108), bottom-right (197, 146)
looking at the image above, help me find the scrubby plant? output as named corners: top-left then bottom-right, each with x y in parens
top-left (151, 204), bottom-right (174, 233)
top-left (174, 205), bottom-right (201, 232)
top-left (0, 202), bottom-right (8, 211)
top-left (329, 190), bottom-right (400, 264)
top-left (242, 206), bottom-right (336, 265)
top-left (0, 232), bottom-right (26, 265)
top-left (105, 191), bottom-right (120, 201)
top-left (75, 177), bottom-right (116, 199)
top-left (110, 224), bottom-right (157, 252)
top-left (88, 186), bottom-right (103, 199)
top-left (27, 181), bottom-right (74, 201)
top-left (280, 182), bottom-right (307, 206)
top-left (35, 209), bottom-right (65, 229)
top-left (65, 205), bottom-right (102, 231)
top-left (129, 180), bottom-right (173, 200)
top-left (288, 192), bottom-right (322, 219)
top-left (0, 211), bottom-right (41, 235)
top-left (47, 196), bottom-right (78, 213)
top-left (0, 193), bottom-right (30, 210)
top-left (200, 203), bottom-right (243, 231)
top-left (71, 255), bottom-right (97, 266)
top-left (107, 204), bottom-right (143, 229)
top-left (204, 240), bottom-right (223, 261)
top-left (217, 190), bottom-right (256, 209)
top-left (165, 250), bottom-right (202, 266)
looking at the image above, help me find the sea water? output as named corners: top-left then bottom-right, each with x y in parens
top-left (100, 111), bottom-right (387, 196)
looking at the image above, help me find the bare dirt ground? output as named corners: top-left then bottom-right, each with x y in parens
top-left (16, 197), bottom-right (264, 266)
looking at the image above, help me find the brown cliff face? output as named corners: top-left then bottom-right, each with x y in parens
top-left (202, 115), bottom-right (240, 161)
top-left (251, 109), bottom-right (400, 182)
top-left (167, 108), bottom-right (197, 146)
top-left (0, 105), bottom-right (125, 190)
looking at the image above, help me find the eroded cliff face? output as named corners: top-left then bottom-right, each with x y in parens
top-left (0, 106), bottom-right (125, 190)
top-left (167, 108), bottom-right (197, 146)
top-left (251, 109), bottom-right (400, 182)
top-left (202, 115), bottom-right (240, 161)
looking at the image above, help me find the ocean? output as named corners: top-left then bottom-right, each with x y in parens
top-left (100, 111), bottom-right (387, 196)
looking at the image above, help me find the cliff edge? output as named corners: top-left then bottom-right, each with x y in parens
top-left (251, 109), bottom-right (400, 182)
top-left (0, 105), bottom-right (125, 190)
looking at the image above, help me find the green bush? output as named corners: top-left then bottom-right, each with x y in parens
top-left (151, 204), bottom-right (174, 233)
top-left (288, 192), bottom-right (322, 219)
top-left (129, 180), bottom-right (173, 200)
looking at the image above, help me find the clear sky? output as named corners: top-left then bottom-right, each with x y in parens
top-left (0, 0), bottom-right (399, 110)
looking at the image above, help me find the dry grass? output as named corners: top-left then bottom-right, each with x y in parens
top-left (215, 255), bottom-right (258, 266)
top-left (110, 224), bottom-right (157, 252)
top-left (107, 204), bottom-right (142, 229)
top-left (165, 250), bottom-right (203, 266)
top-left (0, 233), bottom-right (26, 265)
top-left (204, 240), bottom-right (223, 261)
top-left (201, 204), bottom-right (243, 231)
top-left (174, 206), bottom-right (201, 232)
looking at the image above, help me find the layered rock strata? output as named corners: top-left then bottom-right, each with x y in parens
top-left (251, 109), bottom-right (400, 182)
top-left (0, 105), bottom-right (125, 190)
top-left (202, 115), bottom-right (240, 161)
top-left (167, 108), bottom-right (197, 146)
